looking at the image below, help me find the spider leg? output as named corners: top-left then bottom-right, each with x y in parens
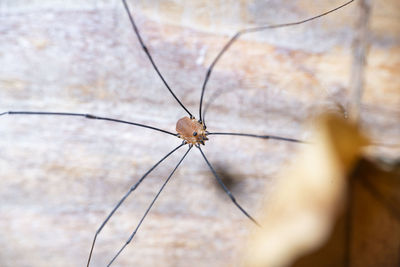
top-left (197, 146), bottom-right (260, 227)
top-left (121, 0), bottom-right (193, 118)
top-left (1, 111), bottom-right (178, 137)
top-left (106, 145), bottom-right (192, 266)
top-left (86, 143), bottom-right (185, 266)
top-left (198, 0), bottom-right (355, 126)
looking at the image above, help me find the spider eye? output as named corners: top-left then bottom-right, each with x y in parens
top-left (193, 131), bottom-right (198, 136)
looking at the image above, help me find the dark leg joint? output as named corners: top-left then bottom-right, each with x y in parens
top-left (85, 114), bottom-right (97, 119)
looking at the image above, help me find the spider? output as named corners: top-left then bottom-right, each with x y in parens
top-left (0, 0), bottom-right (358, 266)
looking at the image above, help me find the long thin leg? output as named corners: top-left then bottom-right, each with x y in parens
top-left (107, 145), bottom-right (192, 266)
top-left (207, 132), bottom-right (304, 143)
top-left (121, 0), bottom-right (193, 118)
top-left (1, 111), bottom-right (177, 137)
top-left (197, 146), bottom-right (260, 227)
top-left (86, 143), bottom-right (185, 267)
top-left (198, 0), bottom-right (355, 125)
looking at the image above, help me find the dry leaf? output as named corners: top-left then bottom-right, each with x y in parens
top-left (242, 114), bottom-right (369, 267)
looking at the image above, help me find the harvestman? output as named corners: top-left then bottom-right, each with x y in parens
top-left (0, 0), bottom-right (355, 266)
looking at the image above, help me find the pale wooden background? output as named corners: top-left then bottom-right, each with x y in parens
top-left (0, 0), bottom-right (399, 266)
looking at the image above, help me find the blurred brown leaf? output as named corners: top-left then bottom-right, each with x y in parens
top-left (242, 114), bottom-right (400, 267)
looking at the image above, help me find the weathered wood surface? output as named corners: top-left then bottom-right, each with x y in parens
top-left (0, 0), bottom-right (399, 266)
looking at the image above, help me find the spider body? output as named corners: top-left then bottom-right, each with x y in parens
top-left (176, 117), bottom-right (208, 145)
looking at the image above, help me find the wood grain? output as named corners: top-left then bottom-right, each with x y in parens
top-left (0, 0), bottom-right (399, 266)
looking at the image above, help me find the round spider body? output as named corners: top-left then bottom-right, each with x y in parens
top-left (176, 117), bottom-right (208, 145)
